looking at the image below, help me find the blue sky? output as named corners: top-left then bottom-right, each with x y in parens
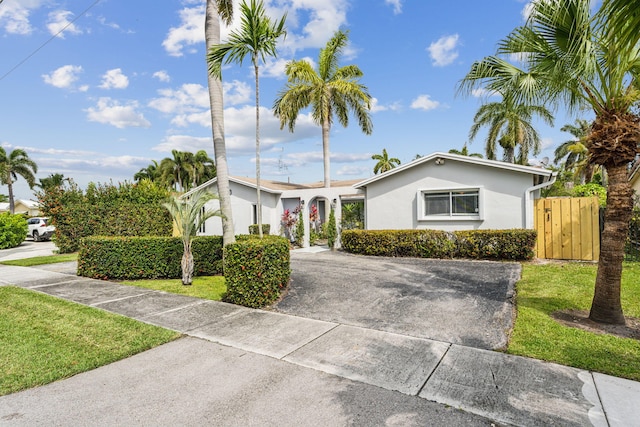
top-left (1, 0), bottom-right (580, 200)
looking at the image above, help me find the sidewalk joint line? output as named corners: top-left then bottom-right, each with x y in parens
top-left (27, 279), bottom-right (85, 289)
top-left (91, 291), bottom-right (154, 306)
top-left (591, 372), bottom-right (611, 427)
top-left (279, 322), bottom-right (340, 360)
top-left (416, 342), bottom-right (452, 396)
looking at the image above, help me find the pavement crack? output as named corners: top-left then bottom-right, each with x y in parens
top-left (490, 368), bottom-right (499, 390)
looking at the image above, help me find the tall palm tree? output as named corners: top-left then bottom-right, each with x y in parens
top-left (205, 0), bottom-right (235, 246)
top-left (37, 173), bottom-right (70, 191)
top-left (134, 160), bottom-right (160, 183)
top-left (208, 0), bottom-right (286, 238)
top-left (459, 0), bottom-right (640, 324)
top-left (467, 95), bottom-right (554, 164)
top-left (163, 189), bottom-right (221, 285)
top-left (448, 142), bottom-right (483, 158)
top-left (190, 150), bottom-right (216, 188)
top-left (159, 150), bottom-right (192, 192)
top-left (0, 147), bottom-right (37, 213)
top-left (554, 119), bottom-right (594, 184)
top-left (273, 30), bottom-right (373, 188)
top-left (371, 148), bottom-right (401, 174)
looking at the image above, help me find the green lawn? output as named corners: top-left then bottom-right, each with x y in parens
top-left (0, 286), bottom-right (180, 396)
top-left (0, 253), bottom-right (78, 267)
top-left (121, 276), bottom-right (226, 301)
top-left (509, 262), bottom-right (640, 380)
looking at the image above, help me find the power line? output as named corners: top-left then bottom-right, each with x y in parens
top-left (0, 0), bottom-right (102, 82)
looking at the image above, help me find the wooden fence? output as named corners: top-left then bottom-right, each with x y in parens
top-left (534, 197), bottom-right (600, 261)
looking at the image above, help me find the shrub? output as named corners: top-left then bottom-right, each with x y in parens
top-left (223, 236), bottom-right (290, 308)
top-left (38, 180), bottom-right (172, 253)
top-left (0, 213), bottom-right (27, 249)
top-left (295, 211), bottom-right (304, 246)
top-left (455, 229), bottom-right (537, 260)
top-left (573, 183), bottom-right (607, 207)
top-left (327, 208), bottom-right (337, 249)
top-left (248, 224), bottom-right (271, 235)
top-left (341, 229), bottom-right (456, 258)
top-left (77, 236), bottom-right (223, 280)
top-left (341, 229), bottom-right (536, 261)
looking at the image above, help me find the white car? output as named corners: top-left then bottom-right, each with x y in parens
top-left (27, 217), bottom-right (55, 242)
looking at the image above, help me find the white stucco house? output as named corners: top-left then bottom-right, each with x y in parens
top-left (189, 152), bottom-right (556, 247)
top-left (0, 199), bottom-right (41, 216)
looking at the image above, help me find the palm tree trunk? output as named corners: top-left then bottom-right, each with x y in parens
top-left (254, 59), bottom-right (263, 238)
top-left (205, 0), bottom-right (235, 246)
top-left (7, 180), bottom-right (14, 214)
top-left (181, 240), bottom-right (194, 285)
top-left (322, 117), bottom-right (331, 188)
top-left (589, 162), bottom-right (632, 324)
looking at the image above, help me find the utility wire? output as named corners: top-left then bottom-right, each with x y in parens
top-left (0, 0), bottom-right (102, 82)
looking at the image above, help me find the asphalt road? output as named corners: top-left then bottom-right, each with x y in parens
top-left (277, 250), bottom-right (521, 350)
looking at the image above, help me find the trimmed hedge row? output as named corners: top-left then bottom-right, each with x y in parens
top-left (0, 213), bottom-right (27, 249)
top-left (78, 236), bottom-right (224, 280)
top-left (341, 229), bottom-right (536, 261)
top-left (223, 236), bottom-right (290, 308)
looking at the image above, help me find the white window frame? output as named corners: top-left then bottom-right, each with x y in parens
top-left (417, 187), bottom-right (484, 221)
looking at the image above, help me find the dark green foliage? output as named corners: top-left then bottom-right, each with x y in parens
top-left (0, 213), bottom-right (27, 249)
top-left (455, 230), bottom-right (537, 260)
top-left (341, 230), bottom-right (456, 258)
top-left (248, 224), bottom-right (271, 235)
top-left (295, 211), bottom-right (304, 246)
top-left (342, 229), bottom-right (537, 261)
top-left (327, 208), bottom-right (337, 249)
top-left (38, 180), bottom-right (172, 253)
top-left (223, 236), bottom-right (290, 308)
top-left (77, 236), bottom-right (224, 280)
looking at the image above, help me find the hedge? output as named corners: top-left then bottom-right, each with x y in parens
top-left (248, 224), bottom-right (271, 235)
top-left (0, 213), bottom-right (27, 249)
top-left (77, 236), bottom-right (224, 280)
top-left (223, 235), bottom-right (290, 308)
top-left (341, 229), bottom-right (537, 261)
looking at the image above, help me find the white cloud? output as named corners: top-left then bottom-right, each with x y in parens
top-left (152, 135), bottom-right (212, 153)
top-left (153, 71), bottom-right (171, 82)
top-left (385, 0), bottom-right (403, 15)
top-left (224, 80), bottom-right (252, 105)
top-left (541, 137), bottom-right (554, 150)
top-left (99, 68), bottom-right (129, 90)
top-left (370, 97), bottom-right (401, 113)
top-left (149, 83), bottom-right (210, 114)
top-left (0, 0), bottom-right (43, 35)
top-left (47, 10), bottom-right (83, 38)
top-left (86, 98), bottom-right (151, 129)
top-left (260, 58), bottom-right (289, 78)
top-left (336, 165), bottom-right (370, 176)
top-left (471, 88), bottom-right (500, 98)
top-left (522, 1), bottom-right (535, 21)
top-left (428, 34), bottom-right (460, 67)
top-left (42, 65), bottom-right (83, 89)
top-left (411, 94), bottom-right (440, 111)
top-left (162, 5), bottom-right (205, 57)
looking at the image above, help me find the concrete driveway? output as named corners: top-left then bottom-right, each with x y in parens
top-left (0, 240), bottom-right (57, 262)
top-left (277, 251), bottom-right (521, 350)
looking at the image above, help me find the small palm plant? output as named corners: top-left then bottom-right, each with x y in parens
top-left (163, 189), bottom-right (222, 285)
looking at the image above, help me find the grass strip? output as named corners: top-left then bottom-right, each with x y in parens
top-left (1, 253), bottom-right (78, 267)
top-left (0, 286), bottom-right (179, 396)
top-left (509, 262), bottom-right (640, 381)
top-left (121, 276), bottom-right (226, 301)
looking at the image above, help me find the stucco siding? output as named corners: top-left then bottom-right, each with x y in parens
top-left (364, 160), bottom-right (534, 231)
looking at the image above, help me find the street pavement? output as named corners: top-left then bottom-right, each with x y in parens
top-left (0, 246), bottom-right (639, 426)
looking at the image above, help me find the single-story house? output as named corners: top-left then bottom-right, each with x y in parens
top-left (188, 152), bottom-right (556, 247)
top-left (0, 199), bottom-right (41, 216)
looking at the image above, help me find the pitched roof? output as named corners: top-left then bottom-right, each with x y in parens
top-left (184, 175), bottom-right (364, 197)
top-left (354, 151), bottom-right (555, 188)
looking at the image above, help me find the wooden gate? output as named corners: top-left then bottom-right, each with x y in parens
top-left (534, 197), bottom-right (600, 261)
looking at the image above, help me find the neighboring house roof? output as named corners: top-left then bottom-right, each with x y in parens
top-left (0, 200), bottom-right (40, 212)
top-left (354, 151), bottom-right (555, 188)
top-left (185, 176), bottom-right (364, 197)
top-left (0, 203), bottom-right (9, 212)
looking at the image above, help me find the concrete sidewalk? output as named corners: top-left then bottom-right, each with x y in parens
top-left (1, 264), bottom-right (639, 426)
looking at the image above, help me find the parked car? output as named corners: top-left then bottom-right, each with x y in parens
top-left (27, 217), bottom-right (55, 241)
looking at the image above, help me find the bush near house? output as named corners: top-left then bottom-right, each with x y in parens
top-left (78, 236), bottom-right (224, 280)
top-left (224, 235), bottom-right (290, 308)
top-left (0, 213), bottom-right (27, 249)
top-left (248, 224), bottom-right (271, 235)
top-left (38, 180), bottom-right (172, 253)
top-left (342, 229), bottom-right (537, 261)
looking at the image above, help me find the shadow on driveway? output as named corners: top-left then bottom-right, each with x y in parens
top-left (275, 251), bottom-right (521, 350)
